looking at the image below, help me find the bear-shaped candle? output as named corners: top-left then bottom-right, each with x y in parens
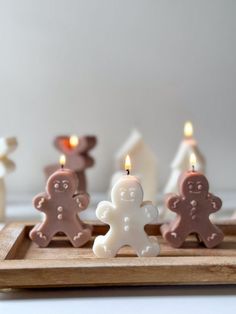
top-left (93, 155), bottom-right (160, 258)
top-left (30, 155), bottom-right (92, 247)
top-left (0, 137), bottom-right (17, 221)
top-left (45, 135), bottom-right (97, 192)
top-left (161, 153), bottom-right (224, 248)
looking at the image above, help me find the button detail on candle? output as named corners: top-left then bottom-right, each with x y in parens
top-left (30, 157), bottom-right (92, 248)
top-left (161, 155), bottom-right (224, 248)
top-left (93, 156), bottom-right (160, 258)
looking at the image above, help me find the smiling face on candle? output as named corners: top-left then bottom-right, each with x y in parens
top-left (47, 170), bottom-right (78, 197)
top-left (181, 173), bottom-right (209, 199)
top-left (111, 176), bottom-right (143, 206)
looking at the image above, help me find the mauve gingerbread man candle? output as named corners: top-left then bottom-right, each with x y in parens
top-left (45, 135), bottom-right (97, 192)
top-left (161, 154), bottom-right (224, 249)
top-left (30, 156), bottom-right (92, 248)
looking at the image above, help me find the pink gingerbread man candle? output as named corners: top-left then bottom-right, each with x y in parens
top-left (44, 135), bottom-right (97, 192)
top-left (30, 155), bottom-right (92, 248)
top-left (161, 153), bottom-right (224, 248)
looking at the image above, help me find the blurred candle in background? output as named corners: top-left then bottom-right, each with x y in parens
top-left (0, 137), bottom-right (17, 221)
top-left (164, 121), bottom-right (205, 194)
top-left (161, 122), bottom-right (206, 220)
top-left (44, 135), bottom-right (97, 193)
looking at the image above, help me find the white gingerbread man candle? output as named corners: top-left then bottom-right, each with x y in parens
top-left (93, 155), bottom-right (160, 258)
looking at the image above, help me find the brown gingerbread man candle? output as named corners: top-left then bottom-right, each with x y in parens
top-left (161, 154), bottom-right (224, 248)
top-left (30, 156), bottom-right (92, 248)
top-left (44, 135), bottom-right (97, 192)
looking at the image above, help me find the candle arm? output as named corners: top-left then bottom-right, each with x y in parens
top-left (207, 193), bottom-right (222, 212)
top-left (33, 193), bottom-right (49, 212)
top-left (73, 192), bottom-right (90, 211)
top-left (140, 202), bottom-right (158, 224)
top-left (166, 195), bottom-right (183, 213)
top-left (96, 201), bottom-right (115, 224)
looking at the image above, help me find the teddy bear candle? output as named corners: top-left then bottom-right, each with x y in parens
top-left (45, 135), bottom-right (97, 192)
top-left (30, 155), bottom-right (92, 248)
top-left (161, 153), bottom-right (224, 248)
top-left (93, 155), bottom-right (160, 258)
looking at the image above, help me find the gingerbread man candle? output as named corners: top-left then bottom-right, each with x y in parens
top-left (161, 154), bottom-right (224, 248)
top-left (93, 156), bottom-right (160, 258)
top-left (45, 135), bottom-right (97, 192)
top-left (30, 156), bottom-right (92, 248)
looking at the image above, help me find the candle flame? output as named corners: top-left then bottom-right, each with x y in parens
top-left (190, 153), bottom-right (197, 171)
top-left (60, 154), bottom-right (66, 168)
top-left (69, 135), bottom-right (79, 148)
top-left (125, 155), bottom-right (131, 174)
top-left (184, 121), bottom-right (193, 138)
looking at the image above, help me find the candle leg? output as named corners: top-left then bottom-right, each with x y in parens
top-left (29, 223), bottom-right (54, 247)
top-left (66, 226), bottom-right (92, 248)
top-left (93, 232), bottom-right (121, 258)
top-left (130, 236), bottom-right (160, 257)
top-left (197, 223), bottom-right (224, 248)
top-left (161, 223), bottom-right (190, 248)
top-left (0, 179), bottom-right (6, 222)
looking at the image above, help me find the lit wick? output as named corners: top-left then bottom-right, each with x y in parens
top-left (190, 153), bottom-right (196, 172)
top-left (125, 155), bottom-right (131, 176)
top-left (60, 154), bottom-right (66, 169)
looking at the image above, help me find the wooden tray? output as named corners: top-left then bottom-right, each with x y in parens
top-left (1, 222), bottom-right (236, 288)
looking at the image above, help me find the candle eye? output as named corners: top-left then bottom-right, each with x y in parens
top-left (130, 191), bottom-right (135, 197)
top-left (120, 191), bottom-right (125, 197)
top-left (188, 184), bottom-right (193, 190)
top-left (197, 184), bottom-right (203, 191)
top-left (54, 183), bottom-right (59, 189)
top-left (63, 183), bottom-right (68, 189)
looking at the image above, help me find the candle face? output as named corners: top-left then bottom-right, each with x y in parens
top-left (161, 171), bottom-right (224, 248)
top-left (93, 175), bottom-right (160, 257)
top-left (30, 168), bottom-right (92, 248)
top-left (44, 135), bottom-right (97, 192)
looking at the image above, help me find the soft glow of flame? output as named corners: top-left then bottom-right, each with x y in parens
top-left (69, 135), bottom-right (79, 147)
top-left (125, 155), bottom-right (131, 173)
top-left (60, 154), bottom-right (66, 167)
top-left (190, 153), bottom-right (197, 171)
top-left (184, 121), bottom-right (193, 138)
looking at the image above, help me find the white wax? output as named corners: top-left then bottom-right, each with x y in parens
top-left (93, 175), bottom-right (160, 258)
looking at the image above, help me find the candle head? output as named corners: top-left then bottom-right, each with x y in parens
top-left (181, 172), bottom-right (209, 200)
top-left (47, 169), bottom-right (78, 197)
top-left (125, 155), bottom-right (131, 175)
top-left (69, 135), bottom-right (79, 148)
top-left (111, 176), bottom-right (143, 207)
top-left (184, 121), bottom-right (193, 138)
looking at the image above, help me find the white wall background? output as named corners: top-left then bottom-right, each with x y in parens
top-left (0, 0), bottom-right (236, 195)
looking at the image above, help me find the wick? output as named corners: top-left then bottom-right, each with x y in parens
top-left (192, 165), bottom-right (195, 172)
top-left (61, 164), bottom-right (64, 169)
top-left (126, 169), bottom-right (130, 175)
